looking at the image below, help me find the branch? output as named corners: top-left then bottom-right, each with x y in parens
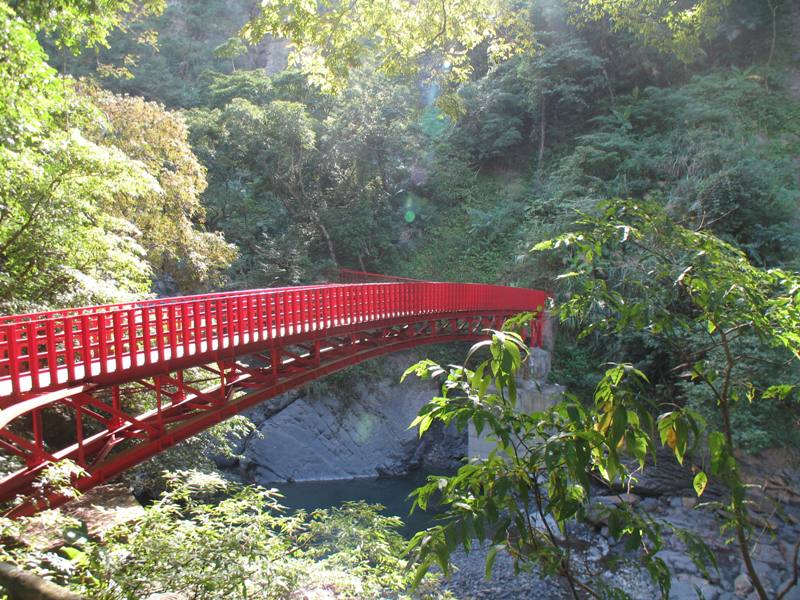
top-left (717, 324), bottom-right (770, 600)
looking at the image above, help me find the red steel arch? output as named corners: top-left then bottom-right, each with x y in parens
top-left (0, 274), bottom-right (547, 515)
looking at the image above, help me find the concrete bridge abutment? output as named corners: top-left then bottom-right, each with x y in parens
top-left (468, 315), bottom-right (564, 459)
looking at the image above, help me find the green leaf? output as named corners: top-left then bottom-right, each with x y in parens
top-left (610, 404), bottom-right (628, 446)
top-left (708, 431), bottom-right (727, 475)
top-left (693, 471), bottom-right (708, 497)
top-left (412, 558), bottom-right (434, 588)
top-left (60, 546), bottom-right (85, 561)
top-left (434, 543), bottom-right (450, 575)
top-left (762, 384), bottom-right (794, 400)
top-left (485, 544), bottom-right (503, 579)
top-left (401, 359), bottom-right (440, 382)
top-left (531, 240), bottom-right (555, 252)
top-left (465, 339), bottom-right (493, 366)
top-left (673, 418), bottom-right (689, 465)
top-left (416, 415), bottom-right (433, 437)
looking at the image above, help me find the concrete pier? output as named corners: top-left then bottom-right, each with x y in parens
top-left (467, 344), bottom-right (563, 460)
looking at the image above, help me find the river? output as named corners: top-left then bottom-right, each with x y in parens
top-left (270, 469), bottom-right (451, 536)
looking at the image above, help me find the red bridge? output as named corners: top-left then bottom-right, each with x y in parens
top-left (0, 270), bottom-right (547, 514)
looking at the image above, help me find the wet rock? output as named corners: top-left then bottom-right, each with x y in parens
top-left (780, 525), bottom-right (799, 544)
top-left (613, 446), bottom-right (699, 497)
top-left (438, 542), bottom-right (571, 599)
top-left (671, 575), bottom-right (720, 600)
top-left (750, 559), bottom-right (782, 590)
top-left (669, 579), bottom-right (695, 599)
top-left (586, 503), bottom-right (609, 527)
top-left (600, 562), bottom-right (658, 598)
top-left (586, 494), bottom-right (641, 526)
top-left (779, 586), bottom-right (800, 600)
top-left (601, 493), bottom-right (641, 506)
top-left (640, 497), bottom-right (660, 512)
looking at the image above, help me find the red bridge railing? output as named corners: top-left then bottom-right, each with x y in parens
top-left (0, 275), bottom-right (549, 513)
top-left (0, 281), bottom-right (547, 404)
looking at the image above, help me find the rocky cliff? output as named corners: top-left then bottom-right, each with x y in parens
top-left (221, 353), bottom-right (466, 484)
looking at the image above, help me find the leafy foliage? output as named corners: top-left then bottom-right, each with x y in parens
top-left (403, 329), bottom-right (712, 598)
top-left (83, 86), bottom-right (236, 293)
top-left (405, 201), bottom-right (799, 598)
top-left (121, 414), bottom-right (257, 499)
top-left (9, 0), bottom-right (164, 52)
top-left (1, 471), bottom-right (450, 599)
top-left (1, 0), bottom-right (798, 596)
top-left (546, 72), bottom-right (800, 266)
top-left (243, 0), bottom-right (534, 96)
top-left (0, 3), bottom-right (151, 309)
top-left (0, 1), bottom-right (237, 310)
top-left (0, 118), bottom-right (157, 310)
top-left (534, 198), bottom-right (800, 599)
top-left (566, 0), bottom-right (733, 63)
top-left (51, 0), bottom-right (275, 106)
top-left (186, 69), bottom-right (421, 286)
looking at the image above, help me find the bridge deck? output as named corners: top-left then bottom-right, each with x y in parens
top-left (0, 274), bottom-right (548, 514)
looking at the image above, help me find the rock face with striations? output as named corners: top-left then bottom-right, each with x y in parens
top-left (229, 354), bottom-right (465, 484)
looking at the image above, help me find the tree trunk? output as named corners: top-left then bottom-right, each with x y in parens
top-left (314, 215), bottom-right (338, 266)
top-left (0, 563), bottom-right (85, 600)
top-left (537, 95), bottom-right (547, 173)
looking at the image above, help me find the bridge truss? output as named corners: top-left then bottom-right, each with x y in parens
top-left (0, 273), bottom-right (547, 515)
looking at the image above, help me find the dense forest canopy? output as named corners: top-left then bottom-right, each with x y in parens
top-left (0, 0), bottom-right (799, 598)
top-left (7, 0), bottom-right (795, 296)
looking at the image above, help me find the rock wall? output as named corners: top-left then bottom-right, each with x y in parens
top-left (224, 353), bottom-right (466, 484)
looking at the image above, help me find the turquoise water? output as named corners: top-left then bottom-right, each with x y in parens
top-left (270, 470), bottom-right (450, 537)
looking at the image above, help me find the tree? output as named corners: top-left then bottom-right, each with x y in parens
top-left (0, 126), bottom-right (157, 310)
top-left (0, 2), bottom-right (157, 309)
top-left (547, 199), bottom-right (800, 599)
top-left (1, 471), bottom-right (448, 599)
top-left (1, 1), bottom-right (236, 309)
top-left (187, 68), bottom-right (421, 285)
top-left (83, 87), bottom-right (236, 293)
top-left (542, 72), bottom-right (800, 268)
top-left (405, 199), bottom-right (800, 599)
top-left (242, 0), bottom-right (534, 96)
top-left (565, 0), bottom-right (733, 63)
top-left (521, 38), bottom-right (606, 171)
top-left (241, 0), bottom-right (744, 101)
top-left (187, 95), bottom-right (328, 284)
top-left (8, 0), bottom-right (164, 52)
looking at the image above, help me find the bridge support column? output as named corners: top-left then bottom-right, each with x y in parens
top-left (467, 382), bottom-right (564, 460)
top-left (468, 317), bottom-right (563, 460)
